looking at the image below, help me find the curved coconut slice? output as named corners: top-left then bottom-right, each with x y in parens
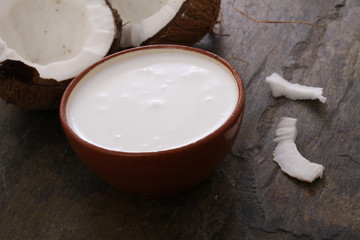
top-left (0, 0), bottom-right (122, 110)
top-left (273, 117), bottom-right (325, 182)
top-left (108, 0), bottom-right (221, 48)
top-left (265, 73), bottom-right (327, 103)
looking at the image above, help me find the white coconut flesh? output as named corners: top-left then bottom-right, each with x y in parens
top-left (273, 117), bottom-right (325, 182)
top-left (265, 73), bottom-right (327, 103)
top-left (108, 0), bottom-right (185, 47)
top-left (0, 0), bottom-right (115, 81)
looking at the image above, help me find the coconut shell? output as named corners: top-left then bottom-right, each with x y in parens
top-left (107, 1), bottom-right (123, 55)
top-left (0, 60), bottom-right (69, 110)
top-left (142, 0), bottom-right (221, 46)
top-left (0, 3), bottom-right (122, 111)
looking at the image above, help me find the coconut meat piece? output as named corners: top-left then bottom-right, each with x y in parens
top-left (108, 0), bottom-right (185, 47)
top-left (265, 73), bottom-right (327, 103)
top-left (273, 117), bottom-right (325, 182)
top-left (0, 0), bottom-right (115, 81)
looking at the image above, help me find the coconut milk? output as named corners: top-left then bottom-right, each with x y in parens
top-left (67, 48), bottom-right (239, 152)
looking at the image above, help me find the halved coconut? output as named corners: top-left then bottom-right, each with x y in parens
top-left (0, 0), bottom-right (122, 110)
top-left (108, 0), bottom-right (221, 48)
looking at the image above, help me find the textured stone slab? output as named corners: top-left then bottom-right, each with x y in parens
top-left (0, 0), bottom-right (359, 239)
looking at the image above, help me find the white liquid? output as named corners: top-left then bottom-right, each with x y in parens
top-left (67, 48), bottom-right (239, 152)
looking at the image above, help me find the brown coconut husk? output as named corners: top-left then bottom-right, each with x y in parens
top-left (142, 0), bottom-right (221, 46)
top-left (0, 60), bottom-right (70, 110)
top-left (0, 3), bottom-right (122, 111)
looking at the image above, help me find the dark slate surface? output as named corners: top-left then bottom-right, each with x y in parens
top-left (0, 0), bottom-right (359, 239)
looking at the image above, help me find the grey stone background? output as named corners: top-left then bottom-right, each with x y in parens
top-left (0, 0), bottom-right (359, 239)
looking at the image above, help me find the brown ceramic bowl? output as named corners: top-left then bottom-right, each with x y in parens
top-left (59, 45), bottom-right (245, 198)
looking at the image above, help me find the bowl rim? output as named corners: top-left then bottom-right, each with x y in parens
top-left (59, 44), bottom-right (245, 157)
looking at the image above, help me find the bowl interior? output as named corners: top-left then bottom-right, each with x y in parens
top-left (60, 44), bottom-right (245, 156)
